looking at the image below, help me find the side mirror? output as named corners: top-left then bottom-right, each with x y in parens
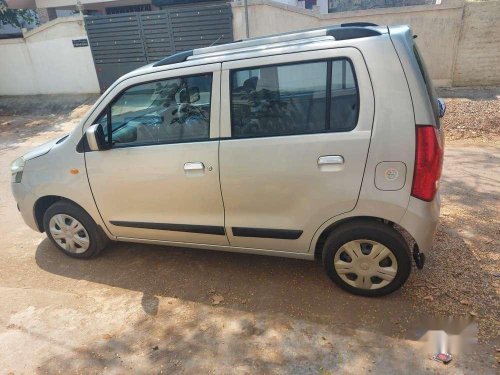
top-left (85, 124), bottom-right (108, 151)
top-left (437, 98), bottom-right (446, 118)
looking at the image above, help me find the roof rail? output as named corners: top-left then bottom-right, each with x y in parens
top-left (193, 28), bottom-right (330, 57)
top-left (153, 50), bottom-right (193, 67)
top-left (193, 25), bottom-right (382, 57)
top-left (341, 22), bottom-right (379, 27)
top-left (327, 27), bottom-right (381, 40)
top-left (188, 35), bottom-right (334, 62)
top-left (152, 24), bottom-right (383, 68)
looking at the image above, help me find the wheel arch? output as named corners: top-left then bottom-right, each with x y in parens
top-left (313, 215), bottom-right (415, 260)
top-left (34, 195), bottom-right (92, 233)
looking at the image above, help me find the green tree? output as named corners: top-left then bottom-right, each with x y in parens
top-left (0, 0), bottom-right (38, 28)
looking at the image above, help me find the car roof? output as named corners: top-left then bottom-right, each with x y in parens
top-left (125, 23), bottom-right (388, 79)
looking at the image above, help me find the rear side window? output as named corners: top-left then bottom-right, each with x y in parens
top-left (230, 58), bottom-right (359, 138)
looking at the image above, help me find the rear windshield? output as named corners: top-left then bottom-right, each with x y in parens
top-left (413, 44), bottom-right (440, 128)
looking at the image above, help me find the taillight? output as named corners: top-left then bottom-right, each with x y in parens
top-left (411, 125), bottom-right (443, 201)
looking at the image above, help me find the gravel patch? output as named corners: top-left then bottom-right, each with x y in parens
top-left (442, 97), bottom-right (499, 142)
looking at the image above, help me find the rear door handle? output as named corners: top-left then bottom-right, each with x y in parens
top-left (318, 155), bottom-right (344, 172)
top-left (318, 155), bottom-right (344, 165)
top-left (184, 162), bottom-right (205, 171)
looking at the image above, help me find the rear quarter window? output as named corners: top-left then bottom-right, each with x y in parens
top-left (413, 44), bottom-right (440, 128)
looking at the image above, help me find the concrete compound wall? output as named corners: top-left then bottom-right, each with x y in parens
top-left (0, 15), bottom-right (100, 95)
top-left (452, 1), bottom-right (500, 86)
top-left (232, 0), bottom-right (500, 87)
top-left (0, 1), bottom-right (498, 95)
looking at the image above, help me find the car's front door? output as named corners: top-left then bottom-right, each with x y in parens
top-left (85, 64), bottom-right (228, 246)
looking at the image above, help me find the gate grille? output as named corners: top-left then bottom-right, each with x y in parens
top-left (86, 14), bottom-right (146, 65)
top-left (140, 11), bottom-right (174, 62)
top-left (85, 3), bottom-right (233, 91)
top-left (170, 5), bottom-right (233, 51)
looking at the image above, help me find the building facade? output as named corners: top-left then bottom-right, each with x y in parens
top-left (5, 0), bottom-right (228, 23)
top-left (5, 0), bottom-right (438, 22)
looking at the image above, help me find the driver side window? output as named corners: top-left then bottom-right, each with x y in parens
top-left (99, 73), bottom-right (212, 147)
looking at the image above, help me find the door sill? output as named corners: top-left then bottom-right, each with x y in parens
top-left (115, 236), bottom-right (314, 260)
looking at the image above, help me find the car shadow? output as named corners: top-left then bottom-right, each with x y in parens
top-left (35, 237), bottom-right (422, 340)
top-left (33, 222), bottom-right (493, 374)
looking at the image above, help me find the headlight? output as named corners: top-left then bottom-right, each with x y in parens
top-left (10, 157), bottom-right (25, 183)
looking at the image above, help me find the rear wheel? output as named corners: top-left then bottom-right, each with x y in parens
top-left (43, 200), bottom-right (108, 259)
top-left (322, 220), bottom-right (411, 296)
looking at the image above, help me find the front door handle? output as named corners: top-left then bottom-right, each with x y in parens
top-left (184, 162), bottom-right (205, 171)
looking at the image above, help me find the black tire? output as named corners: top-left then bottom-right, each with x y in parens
top-left (43, 200), bottom-right (108, 259)
top-left (322, 220), bottom-right (411, 297)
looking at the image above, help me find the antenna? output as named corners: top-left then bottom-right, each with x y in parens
top-left (209, 35), bottom-right (223, 47)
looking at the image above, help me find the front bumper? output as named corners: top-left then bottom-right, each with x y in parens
top-left (11, 182), bottom-right (40, 232)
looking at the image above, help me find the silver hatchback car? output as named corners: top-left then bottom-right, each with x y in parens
top-left (11, 24), bottom-right (445, 296)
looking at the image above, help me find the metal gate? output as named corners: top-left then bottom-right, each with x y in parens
top-left (85, 3), bottom-right (233, 91)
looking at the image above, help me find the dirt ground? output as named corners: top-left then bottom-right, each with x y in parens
top-left (0, 90), bottom-right (498, 374)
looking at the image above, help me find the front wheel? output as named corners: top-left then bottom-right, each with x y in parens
top-left (322, 220), bottom-right (411, 297)
top-left (43, 200), bottom-right (108, 259)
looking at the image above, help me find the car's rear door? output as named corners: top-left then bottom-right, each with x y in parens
top-left (219, 48), bottom-right (374, 253)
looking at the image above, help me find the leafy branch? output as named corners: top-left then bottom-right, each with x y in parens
top-left (0, 0), bottom-right (38, 28)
